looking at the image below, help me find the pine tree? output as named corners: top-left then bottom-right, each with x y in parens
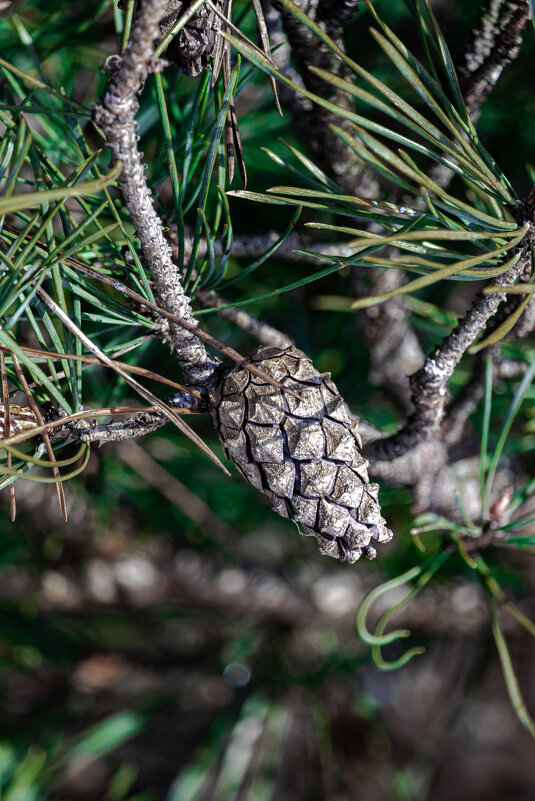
top-left (0, 0), bottom-right (534, 794)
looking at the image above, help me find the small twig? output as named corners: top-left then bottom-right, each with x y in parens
top-left (0, 400), bottom-right (200, 452)
top-left (167, 221), bottom-right (350, 265)
top-left (92, 0), bottom-right (221, 388)
top-left (441, 350), bottom-right (493, 446)
top-left (460, 528), bottom-right (502, 554)
top-left (195, 287), bottom-right (294, 348)
top-left (0, 405), bottom-right (167, 448)
top-left (460, 0), bottom-right (531, 122)
top-left (69, 410), bottom-right (172, 445)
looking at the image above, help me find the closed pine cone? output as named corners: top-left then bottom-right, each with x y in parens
top-left (209, 345), bottom-right (393, 563)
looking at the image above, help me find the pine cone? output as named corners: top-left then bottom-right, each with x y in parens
top-left (209, 346), bottom-right (393, 563)
top-left (159, 0), bottom-right (222, 77)
top-left (0, 403), bottom-right (38, 437)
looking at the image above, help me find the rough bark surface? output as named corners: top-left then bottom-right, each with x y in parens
top-left (93, 0), bottom-right (220, 388)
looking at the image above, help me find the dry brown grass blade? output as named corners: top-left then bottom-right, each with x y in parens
top-left (1, 223), bottom-right (298, 397)
top-left (221, 28), bottom-right (247, 187)
top-left (211, 0), bottom-right (230, 85)
top-left (250, 0), bottom-right (282, 115)
top-left (0, 344), bottom-right (202, 398)
top-left (12, 354), bottom-right (67, 521)
top-left (1, 351), bottom-right (16, 521)
top-left (208, 0), bottom-right (246, 185)
top-left (211, 0), bottom-right (246, 186)
top-left (207, 0), bottom-right (278, 69)
top-left (222, 38), bottom-right (235, 184)
top-left (60, 258), bottom-right (299, 398)
top-left (35, 287), bottom-right (230, 475)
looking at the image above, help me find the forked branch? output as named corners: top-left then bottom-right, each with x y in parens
top-left (365, 233), bottom-right (534, 461)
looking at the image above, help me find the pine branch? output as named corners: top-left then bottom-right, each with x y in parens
top-left (460, 0), bottom-right (531, 121)
top-left (353, 0), bottom-right (531, 412)
top-left (266, 0), bottom-right (422, 407)
top-left (359, 419), bottom-right (447, 488)
top-left (348, 1), bottom-right (530, 416)
top-left (66, 387), bottom-right (206, 446)
top-left (270, 0), bottom-right (370, 195)
top-left (396, 0), bottom-right (533, 440)
top-left (70, 411), bottom-right (170, 444)
top-left (264, 0), bottom-right (318, 139)
top-left (0, 403), bottom-right (194, 449)
top-left (167, 222), bottom-right (343, 265)
top-left (92, 0), bottom-right (221, 388)
top-left (364, 237), bottom-right (533, 461)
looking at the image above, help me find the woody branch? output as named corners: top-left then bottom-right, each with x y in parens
top-left (92, 0), bottom-right (220, 389)
top-left (365, 232), bottom-right (534, 462)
